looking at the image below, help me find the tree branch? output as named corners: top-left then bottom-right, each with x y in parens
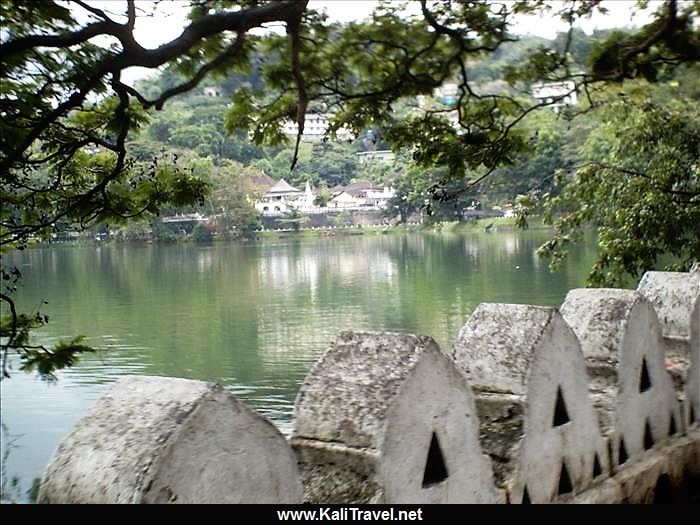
top-left (73, 0), bottom-right (114, 23)
top-left (575, 161), bottom-right (700, 198)
top-left (0, 22), bottom-right (121, 57)
top-left (288, 1), bottom-right (310, 171)
top-left (126, 0), bottom-right (136, 31)
top-left (1, 1), bottom-right (307, 173)
top-left (590, 0), bottom-right (679, 81)
top-left (146, 34), bottom-right (246, 110)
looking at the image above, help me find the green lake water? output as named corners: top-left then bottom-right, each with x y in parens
top-left (0, 229), bottom-right (596, 502)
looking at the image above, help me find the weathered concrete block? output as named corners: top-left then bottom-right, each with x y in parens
top-left (452, 304), bottom-right (608, 503)
top-left (561, 289), bottom-right (683, 470)
top-left (292, 330), bottom-right (500, 504)
top-left (637, 271), bottom-right (700, 340)
top-left (38, 376), bottom-right (303, 504)
top-left (638, 271), bottom-right (700, 430)
top-left (570, 427), bottom-right (700, 503)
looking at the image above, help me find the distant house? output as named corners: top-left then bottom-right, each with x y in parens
top-left (414, 81), bottom-right (461, 131)
top-left (356, 150), bottom-right (396, 165)
top-left (343, 180), bottom-right (374, 198)
top-left (203, 85), bottom-right (222, 97)
top-left (281, 113), bottom-right (354, 143)
top-left (532, 81), bottom-right (577, 109)
top-left (417, 81), bottom-right (459, 109)
top-left (329, 191), bottom-right (362, 209)
top-left (365, 186), bottom-right (396, 208)
top-left (255, 179), bottom-right (315, 215)
top-left (254, 178), bottom-right (395, 215)
top-left (329, 181), bottom-right (395, 210)
top-left (436, 82), bottom-right (459, 105)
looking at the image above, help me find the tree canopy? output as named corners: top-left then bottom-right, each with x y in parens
top-left (534, 80), bottom-right (700, 286)
top-left (1, 0), bottom-right (699, 377)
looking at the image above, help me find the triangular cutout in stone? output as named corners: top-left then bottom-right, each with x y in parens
top-left (619, 437), bottom-right (628, 465)
top-left (521, 486), bottom-right (531, 504)
top-left (644, 419), bottom-right (654, 450)
top-left (593, 453), bottom-right (602, 478)
top-left (557, 462), bottom-right (573, 495)
top-left (421, 432), bottom-right (448, 488)
top-left (669, 414), bottom-right (677, 436)
top-left (552, 386), bottom-right (571, 427)
top-left (639, 357), bottom-right (652, 393)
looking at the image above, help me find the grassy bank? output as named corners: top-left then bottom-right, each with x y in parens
top-left (37, 217), bottom-right (548, 247)
top-left (256, 217), bottom-right (549, 240)
top-left (424, 216), bottom-right (549, 233)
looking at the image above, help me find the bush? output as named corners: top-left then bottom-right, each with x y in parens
top-left (191, 222), bottom-right (213, 243)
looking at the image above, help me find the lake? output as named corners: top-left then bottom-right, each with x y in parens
top-left (0, 229), bottom-right (596, 502)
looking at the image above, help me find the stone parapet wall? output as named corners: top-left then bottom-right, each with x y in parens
top-left (452, 305), bottom-right (609, 502)
top-left (37, 377), bottom-right (303, 504)
top-left (292, 331), bottom-right (499, 503)
top-left (39, 270), bottom-right (700, 503)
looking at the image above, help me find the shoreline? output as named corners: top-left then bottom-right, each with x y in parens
top-left (24, 217), bottom-right (551, 248)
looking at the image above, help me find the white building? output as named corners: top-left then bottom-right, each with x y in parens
top-left (365, 186), bottom-right (396, 209)
top-left (203, 85), bottom-right (222, 97)
top-left (328, 191), bottom-right (360, 209)
top-left (281, 113), bottom-right (354, 143)
top-left (328, 182), bottom-right (396, 210)
top-left (255, 178), bottom-right (395, 215)
top-left (436, 82), bottom-right (459, 105)
top-left (356, 150), bottom-right (396, 165)
top-left (532, 81), bottom-right (577, 109)
top-left (255, 179), bottom-right (310, 215)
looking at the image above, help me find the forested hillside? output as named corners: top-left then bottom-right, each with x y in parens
top-left (124, 27), bottom-right (697, 245)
